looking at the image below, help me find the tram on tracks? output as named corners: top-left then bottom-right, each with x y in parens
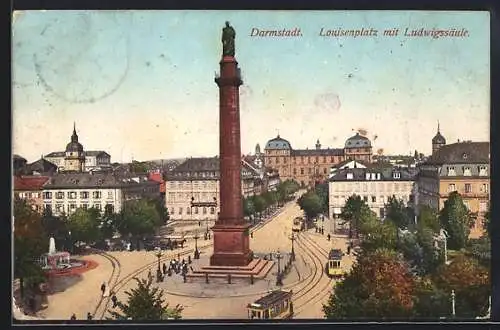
top-left (326, 248), bottom-right (345, 278)
top-left (292, 217), bottom-right (304, 232)
top-left (247, 290), bottom-right (294, 320)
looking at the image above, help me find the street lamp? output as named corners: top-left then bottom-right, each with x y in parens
top-left (289, 232), bottom-right (295, 261)
top-left (193, 231), bottom-right (200, 259)
top-left (451, 290), bottom-right (456, 318)
top-left (155, 249), bottom-right (163, 283)
top-left (275, 250), bottom-right (283, 286)
top-left (68, 231), bottom-right (72, 253)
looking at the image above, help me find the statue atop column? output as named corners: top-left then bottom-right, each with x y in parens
top-left (222, 21), bottom-right (236, 57)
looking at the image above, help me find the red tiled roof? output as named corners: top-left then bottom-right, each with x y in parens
top-left (14, 176), bottom-right (50, 191)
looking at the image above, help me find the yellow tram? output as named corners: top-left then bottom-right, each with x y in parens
top-left (326, 248), bottom-right (345, 278)
top-left (292, 217), bottom-right (304, 232)
top-left (247, 290), bottom-right (294, 320)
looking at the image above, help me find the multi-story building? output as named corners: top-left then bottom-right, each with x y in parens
top-left (44, 124), bottom-right (111, 172)
top-left (164, 157), bottom-right (276, 222)
top-left (328, 160), bottom-right (416, 222)
top-left (13, 175), bottom-right (51, 213)
top-left (42, 172), bottom-right (161, 216)
top-left (417, 140), bottom-right (490, 238)
top-left (263, 133), bottom-right (373, 187)
top-left (13, 155), bottom-right (27, 174)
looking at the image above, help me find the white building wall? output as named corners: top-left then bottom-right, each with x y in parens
top-left (329, 180), bottom-right (415, 218)
top-left (43, 187), bottom-right (123, 216)
top-left (165, 180), bottom-right (220, 221)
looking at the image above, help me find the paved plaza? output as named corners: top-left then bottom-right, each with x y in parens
top-left (33, 196), bottom-right (354, 320)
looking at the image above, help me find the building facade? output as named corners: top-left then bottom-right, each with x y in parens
top-left (417, 141), bottom-right (490, 238)
top-left (13, 175), bottom-right (51, 213)
top-left (263, 133), bottom-right (373, 187)
top-left (42, 172), bottom-right (160, 216)
top-left (164, 157), bottom-right (277, 222)
top-left (44, 124), bottom-right (111, 172)
top-left (328, 160), bottom-right (416, 220)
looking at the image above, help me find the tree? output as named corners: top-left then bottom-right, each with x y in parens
top-left (340, 195), bottom-right (372, 239)
top-left (465, 236), bottom-right (490, 268)
top-left (14, 198), bottom-right (49, 300)
top-left (323, 248), bottom-right (415, 319)
top-left (243, 197), bottom-right (255, 219)
top-left (360, 220), bottom-right (398, 253)
top-left (482, 204), bottom-right (491, 238)
top-left (67, 207), bottom-right (102, 244)
top-left (385, 196), bottom-right (411, 230)
top-left (108, 277), bottom-right (183, 320)
top-left (314, 183), bottom-right (329, 214)
top-left (417, 205), bottom-right (440, 234)
top-left (412, 277), bottom-right (450, 318)
top-left (117, 199), bottom-right (161, 239)
top-left (251, 195), bottom-right (265, 221)
top-left (439, 192), bottom-right (475, 250)
top-left (297, 191), bottom-right (322, 221)
top-left (433, 255), bottom-right (490, 317)
top-left (129, 161), bottom-right (149, 174)
top-left (101, 204), bottom-right (117, 240)
top-left (415, 226), bottom-right (444, 275)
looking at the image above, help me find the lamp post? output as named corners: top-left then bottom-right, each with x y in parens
top-left (194, 231), bottom-right (200, 259)
top-left (68, 231), bottom-right (72, 253)
top-left (155, 249), bottom-right (163, 283)
top-left (275, 250), bottom-right (283, 286)
top-left (289, 233), bottom-right (295, 261)
top-left (451, 290), bottom-right (456, 318)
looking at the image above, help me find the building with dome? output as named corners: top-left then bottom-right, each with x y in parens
top-left (263, 133), bottom-right (373, 187)
top-left (63, 123), bottom-right (86, 172)
top-left (43, 124), bottom-right (111, 172)
top-left (432, 122), bottom-right (446, 154)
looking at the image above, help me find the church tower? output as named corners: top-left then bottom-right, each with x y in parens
top-left (315, 138), bottom-right (321, 150)
top-left (432, 121), bottom-right (446, 154)
top-left (64, 123), bottom-right (86, 172)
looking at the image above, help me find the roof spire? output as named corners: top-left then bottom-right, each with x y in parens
top-left (437, 120), bottom-right (440, 133)
top-left (71, 122), bottom-right (78, 143)
top-left (277, 129), bottom-right (280, 138)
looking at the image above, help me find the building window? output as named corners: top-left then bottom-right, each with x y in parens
top-left (447, 167), bottom-right (456, 176)
top-left (43, 192), bottom-right (52, 199)
top-left (363, 196), bottom-right (368, 202)
top-left (464, 183), bottom-right (472, 193)
top-left (93, 191), bottom-right (101, 199)
top-left (323, 168), bottom-right (327, 174)
top-left (371, 196), bottom-right (376, 203)
top-left (80, 191), bottom-right (89, 199)
top-left (380, 196), bottom-right (385, 204)
top-left (300, 168), bottom-right (304, 175)
top-left (108, 191), bottom-right (113, 199)
top-left (276, 158), bottom-right (280, 164)
top-left (82, 204), bottom-right (88, 210)
top-left (479, 166), bottom-right (488, 176)
top-left (67, 191), bottom-right (76, 199)
top-left (55, 204), bottom-right (64, 213)
top-left (194, 207), bottom-right (199, 214)
top-left (45, 204), bottom-right (52, 212)
top-left (56, 192), bottom-right (64, 199)
top-left (480, 184), bottom-right (489, 193)
top-left (70, 203), bottom-right (77, 211)
top-left (315, 156), bottom-right (319, 163)
top-left (448, 184), bottom-right (456, 193)
top-left (179, 207), bottom-right (183, 215)
top-left (293, 168), bottom-right (297, 175)
top-left (463, 167), bottom-right (472, 176)
top-left (94, 204), bottom-right (102, 211)
top-left (202, 207), bottom-right (207, 214)
top-left (210, 207), bottom-right (215, 214)
top-left (187, 207), bottom-right (191, 215)
top-left (308, 168), bottom-right (312, 174)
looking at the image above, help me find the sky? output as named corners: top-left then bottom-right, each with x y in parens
top-left (12, 10), bottom-right (490, 163)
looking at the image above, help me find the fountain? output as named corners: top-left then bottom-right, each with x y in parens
top-left (39, 237), bottom-right (88, 277)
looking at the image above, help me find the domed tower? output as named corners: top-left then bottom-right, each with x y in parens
top-left (264, 134), bottom-right (292, 179)
top-left (64, 123), bottom-right (85, 172)
top-left (432, 121), bottom-right (446, 154)
top-left (255, 143), bottom-right (261, 156)
top-left (344, 132), bottom-right (372, 162)
top-left (315, 139), bottom-right (321, 150)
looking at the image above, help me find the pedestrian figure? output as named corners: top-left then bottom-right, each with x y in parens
top-left (70, 313), bottom-right (76, 320)
top-left (315, 227), bottom-right (318, 233)
top-left (327, 233), bottom-right (331, 241)
top-left (162, 263), bottom-right (167, 275)
top-left (347, 245), bottom-right (351, 255)
top-left (188, 255), bottom-right (192, 264)
top-left (148, 269), bottom-right (152, 280)
top-left (100, 282), bottom-right (106, 296)
top-left (87, 312), bottom-right (93, 320)
top-left (182, 258), bottom-right (186, 265)
top-left (198, 221), bottom-right (201, 226)
top-left (111, 294), bottom-right (118, 308)
top-left (208, 232), bottom-right (211, 239)
top-left (250, 232), bottom-right (253, 238)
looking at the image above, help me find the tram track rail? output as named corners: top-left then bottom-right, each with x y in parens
top-left (91, 252), bottom-right (122, 320)
top-left (91, 207), bottom-right (286, 319)
top-left (291, 232), bottom-right (333, 317)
